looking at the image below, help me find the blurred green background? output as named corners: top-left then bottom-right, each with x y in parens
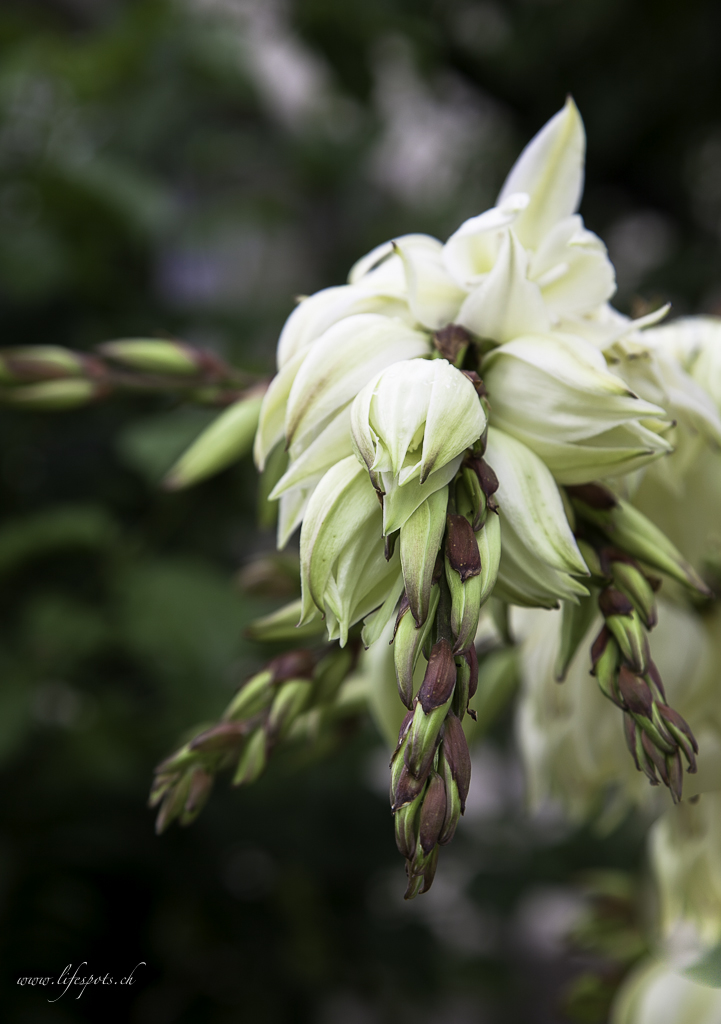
top-left (1, 1), bottom-right (720, 1021)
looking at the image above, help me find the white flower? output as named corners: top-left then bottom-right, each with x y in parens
top-left (611, 959), bottom-right (721, 1024)
top-left (482, 332), bottom-right (673, 483)
top-left (298, 456), bottom-right (403, 646)
top-left (350, 358), bottom-right (486, 532)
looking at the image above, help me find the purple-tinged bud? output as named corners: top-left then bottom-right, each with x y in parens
top-left (598, 587), bottom-right (634, 618)
top-left (418, 638), bottom-right (457, 712)
top-left (463, 644), bottom-right (479, 701)
top-left (590, 626), bottom-right (611, 669)
top-left (419, 772), bottom-right (448, 855)
top-left (266, 680), bottom-right (312, 744)
top-left (446, 514), bottom-right (482, 583)
top-left (433, 324), bottom-right (472, 365)
top-left (391, 709), bottom-right (415, 762)
top-left (189, 721), bottom-right (249, 754)
top-left (646, 659), bottom-right (667, 702)
top-left (441, 713), bottom-right (471, 812)
top-left (268, 650), bottom-right (315, 682)
top-left (393, 590), bottom-right (439, 709)
top-left (394, 789), bottom-right (423, 858)
top-left (591, 629), bottom-right (622, 706)
top-left (640, 730), bottom-right (666, 785)
top-left (438, 752), bottom-right (461, 846)
top-left (180, 768), bottom-right (214, 824)
top-left (617, 666), bottom-right (653, 717)
top-left (659, 704), bottom-right (699, 772)
top-left (566, 483), bottom-right (618, 510)
top-left (392, 762), bottom-right (427, 810)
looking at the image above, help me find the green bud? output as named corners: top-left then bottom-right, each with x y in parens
top-left (99, 338), bottom-right (203, 376)
top-left (405, 700), bottom-right (451, 780)
top-left (266, 679), bottom-right (313, 744)
top-left (590, 628), bottom-right (621, 704)
top-left (164, 390), bottom-right (264, 489)
top-left (256, 442), bottom-right (289, 530)
top-left (400, 487), bottom-right (448, 624)
top-left (393, 588), bottom-right (439, 708)
top-left (154, 771), bottom-right (193, 834)
top-left (445, 555), bottom-right (483, 653)
top-left (575, 539), bottom-right (606, 581)
top-left (394, 786), bottom-right (424, 859)
top-left (0, 378), bottom-right (103, 410)
top-left (188, 720), bottom-right (248, 754)
top-left (438, 746), bottom-right (462, 845)
top-left (611, 560), bottom-right (657, 629)
top-left (476, 509), bottom-right (501, 609)
top-left (569, 486), bottom-right (712, 597)
top-left (0, 345), bottom-right (87, 382)
top-left (599, 588), bottom-right (649, 673)
top-left (233, 728), bottom-right (267, 786)
top-left (223, 670), bottom-right (275, 721)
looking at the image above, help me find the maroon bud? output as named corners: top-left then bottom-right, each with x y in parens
top-left (590, 626), bottom-right (611, 671)
top-left (418, 639), bottom-right (457, 712)
top-left (392, 764), bottom-right (427, 810)
top-left (462, 644), bottom-right (479, 700)
top-left (446, 514), bottom-right (482, 582)
top-left (268, 649), bottom-right (315, 682)
top-left (599, 587), bottom-right (634, 618)
top-left (658, 704), bottom-right (698, 772)
top-left (617, 666), bottom-right (654, 716)
top-left (189, 720), bottom-right (248, 753)
top-left (419, 772), bottom-right (448, 855)
top-left (441, 713), bottom-right (471, 812)
top-left (433, 324), bottom-right (472, 363)
top-left (385, 531), bottom-right (398, 561)
top-left (566, 483), bottom-right (618, 509)
top-left (461, 369), bottom-right (488, 398)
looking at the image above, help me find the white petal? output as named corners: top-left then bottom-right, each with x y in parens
top-left (271, 406), bottom-right (354, 498)
top-left (498, 97), bottom-right (586, 249)
top-left (348, 233), bottom-right (441, 285)
top-left (253, 346), bottom-right (309, 470)
top-left (420, 361), bottom-right (487, 480)
top-left (393, 239), bottom-right (466, 330)
top-left (285, 314), bottom-right (431, 453)
top-left (484, 427), bottom-right (587, 576)
top-left (276, 285), bottom-right (412, 369)
top-left (457, 231), bottom-right (550, 343)
top-left (442, 194), bottom-right (529, 288)
top-left (380, 455), bottom-right (463, 535)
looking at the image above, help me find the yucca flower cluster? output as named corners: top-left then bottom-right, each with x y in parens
top-left (136, 100), bottom-right (721, 914)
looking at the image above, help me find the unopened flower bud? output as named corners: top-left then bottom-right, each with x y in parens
top-left (440, 713), bottom-right (471, 813)
top-left (418, 772), bottom-right (447, 855)
top-left (164, 389), bottom-right (265, 490)
top-left (446, 513), bottom-right (482, 582)
top-left (0, 345), bottom-right (87, 381)
top-left (399, 487), bottom-right (448, 624)
top-left (417, 638), bottom-right (457, 713)
top-left (99, 338), bottom-right (204, 376)
top-left (0, 378), bottom-right (104, 410)
top-left (393, 590), bottom-right (439, 708)
top-left (266, 679), bottom-right (313, 744)
top-left (233, 728), bottom-right (267, 786)
top-left (610, 559), bottom-right (658, 629)
top-left (598, 587), bottom-right (649, 673)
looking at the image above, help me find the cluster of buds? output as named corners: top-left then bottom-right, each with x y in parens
top-left (0, 338), bottom-right (268, 488)
top-left (565, 483), bottom-right (709, 801)
top-left (150, 646), bottom-right (358, 832)
top-left (388, 375), bottom-right (501, 897)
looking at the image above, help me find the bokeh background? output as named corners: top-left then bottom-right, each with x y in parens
top-left (2, 1), bottom-right (721, 1021)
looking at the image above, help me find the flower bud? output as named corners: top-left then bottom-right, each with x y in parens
top-left (418, 772), bottom-right (447, 855)
top-left (417, 638), bottom-right (457, 713)
top-left (233, 728), bottom-right (267, 786)
top-left (244, 598), bottom-right (325, 643)
top-left (393, 589), bottom-right (439, 708)
top-left (164, 389), bottom-right (264, 489)
top-left (266, 680), bottom-right (313, 744)
top-left (99, 338), bottom-right (204, 375)
top-left (399, 487), bottom-right (448, 624)
top-left (610, 559), bottom-right (658, 629)
top-left (569, 486), bottom-right (712, 597)
top-left (0, 345), bottom-right (87, 381)
top-left (440, 713), bottom-right (471, 813)
top-left (599, 588), bottom-right (650, 673)
top-left (0, 378), bottom-right (104, 410)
